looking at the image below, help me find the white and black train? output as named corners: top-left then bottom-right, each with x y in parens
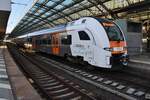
top-left (14, 17), bottom-right (129, 69)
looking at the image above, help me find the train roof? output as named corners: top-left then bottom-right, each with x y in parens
top-left (17, 24), bottom-right (66, 38)
top-left (16, 17), bottom-right (114, 39)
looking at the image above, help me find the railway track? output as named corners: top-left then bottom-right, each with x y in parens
top-left (37, 52), bottom-right (150, 89)
top-left (8, 45), bottom-right (96, 100)
top-left (32, 53), bottom-right (150, 100)
top-left (37, 52), bottom-right (150, 90)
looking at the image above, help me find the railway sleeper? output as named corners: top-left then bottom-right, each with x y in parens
top-left (50, 88), bottom-right (69, 94)
top-left (38, 79), bottom-right (56, 85)
top-left (37, 77), bottom-right (53, 81)
top-left (49, 89), bottom-right (75, 97)
top-left (52, 91), bottom-right (75, 99)
top-left (35, 75), bottom-right (52, 79)
top-left (45, 84), bottom-right (65, 91)
top-left (42, 82), bottom-right (60, 87)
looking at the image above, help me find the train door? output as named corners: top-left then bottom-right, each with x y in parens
top-left (72, 29), bottom-right (94, 64)
top-left (32, 37), bottom-right (36, 49)
top-left (51, 33), bottom-right (60, 55)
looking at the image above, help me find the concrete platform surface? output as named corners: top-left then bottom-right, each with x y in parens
top-left (128, 53), bottom-right (150, 79)
top-left (3, 47), bottom-right (42, 100)
top-left (129, 53), bottom-right (150, 70)
top-left (0, 48), bottom-right (14, 100)
top-left (130, 53), bottom-right (150, 64)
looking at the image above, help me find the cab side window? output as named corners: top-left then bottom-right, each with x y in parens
top-left (78, 31), bottom-right (90, 40)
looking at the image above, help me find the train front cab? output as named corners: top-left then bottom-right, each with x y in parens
top-left (69, 17), bottom-right (128, 69)
top-left (99, 19), bottom-right (129, 69)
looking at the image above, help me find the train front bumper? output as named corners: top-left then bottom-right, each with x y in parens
top-left (110, 54), bottom-right (129, 66)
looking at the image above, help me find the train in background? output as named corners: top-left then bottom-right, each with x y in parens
top-left (14, 17), bottom-right (129, 69)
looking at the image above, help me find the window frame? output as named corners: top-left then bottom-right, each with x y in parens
top-left (78, 31), bottom-right (90, 40)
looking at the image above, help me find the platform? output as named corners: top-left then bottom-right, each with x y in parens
top-left (128, 54), bottom-right (150, 79)
top-left (0, 47), bottom-right (14, 100)
top-left (0, 46), bottom-right (42, 100)
top-left (129, 53), bottom-right (150, 70)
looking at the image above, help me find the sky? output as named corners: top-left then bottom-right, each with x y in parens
top-left (6, 0), bottom-right (35, 33)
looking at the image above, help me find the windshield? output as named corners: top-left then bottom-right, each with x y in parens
top-left (102, 22), bottom-right (124, 41)
top-left (95, 18), bottom-right (124, 41)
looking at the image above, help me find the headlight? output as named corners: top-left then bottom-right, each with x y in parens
top-left (113, 47), bottom-right (123, 51)
top-left (104, 47), bottom-right (113, 51)
top-left (104, 47), bottom-right (127, 52)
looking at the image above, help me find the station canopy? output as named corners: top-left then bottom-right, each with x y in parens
top-left (10, 0), bottom-right (150, 38)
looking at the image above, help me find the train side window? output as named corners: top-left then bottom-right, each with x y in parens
top-left (27, 38), bottom-right (32, 43)
top-left (47, 36), bottom-right (51, 44)
top-left (39, 40), bottom-right (42, 45)
top-left (61, 36), bottom-right (67, 45)
top-left (61, 35), bottom-right (72, 45)
top-left (43, 39), bottom-right (47, 44)
top-left (47, 39), bottom-right (51, 44)
top-left (78, 31), bottom-right (90, 40)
